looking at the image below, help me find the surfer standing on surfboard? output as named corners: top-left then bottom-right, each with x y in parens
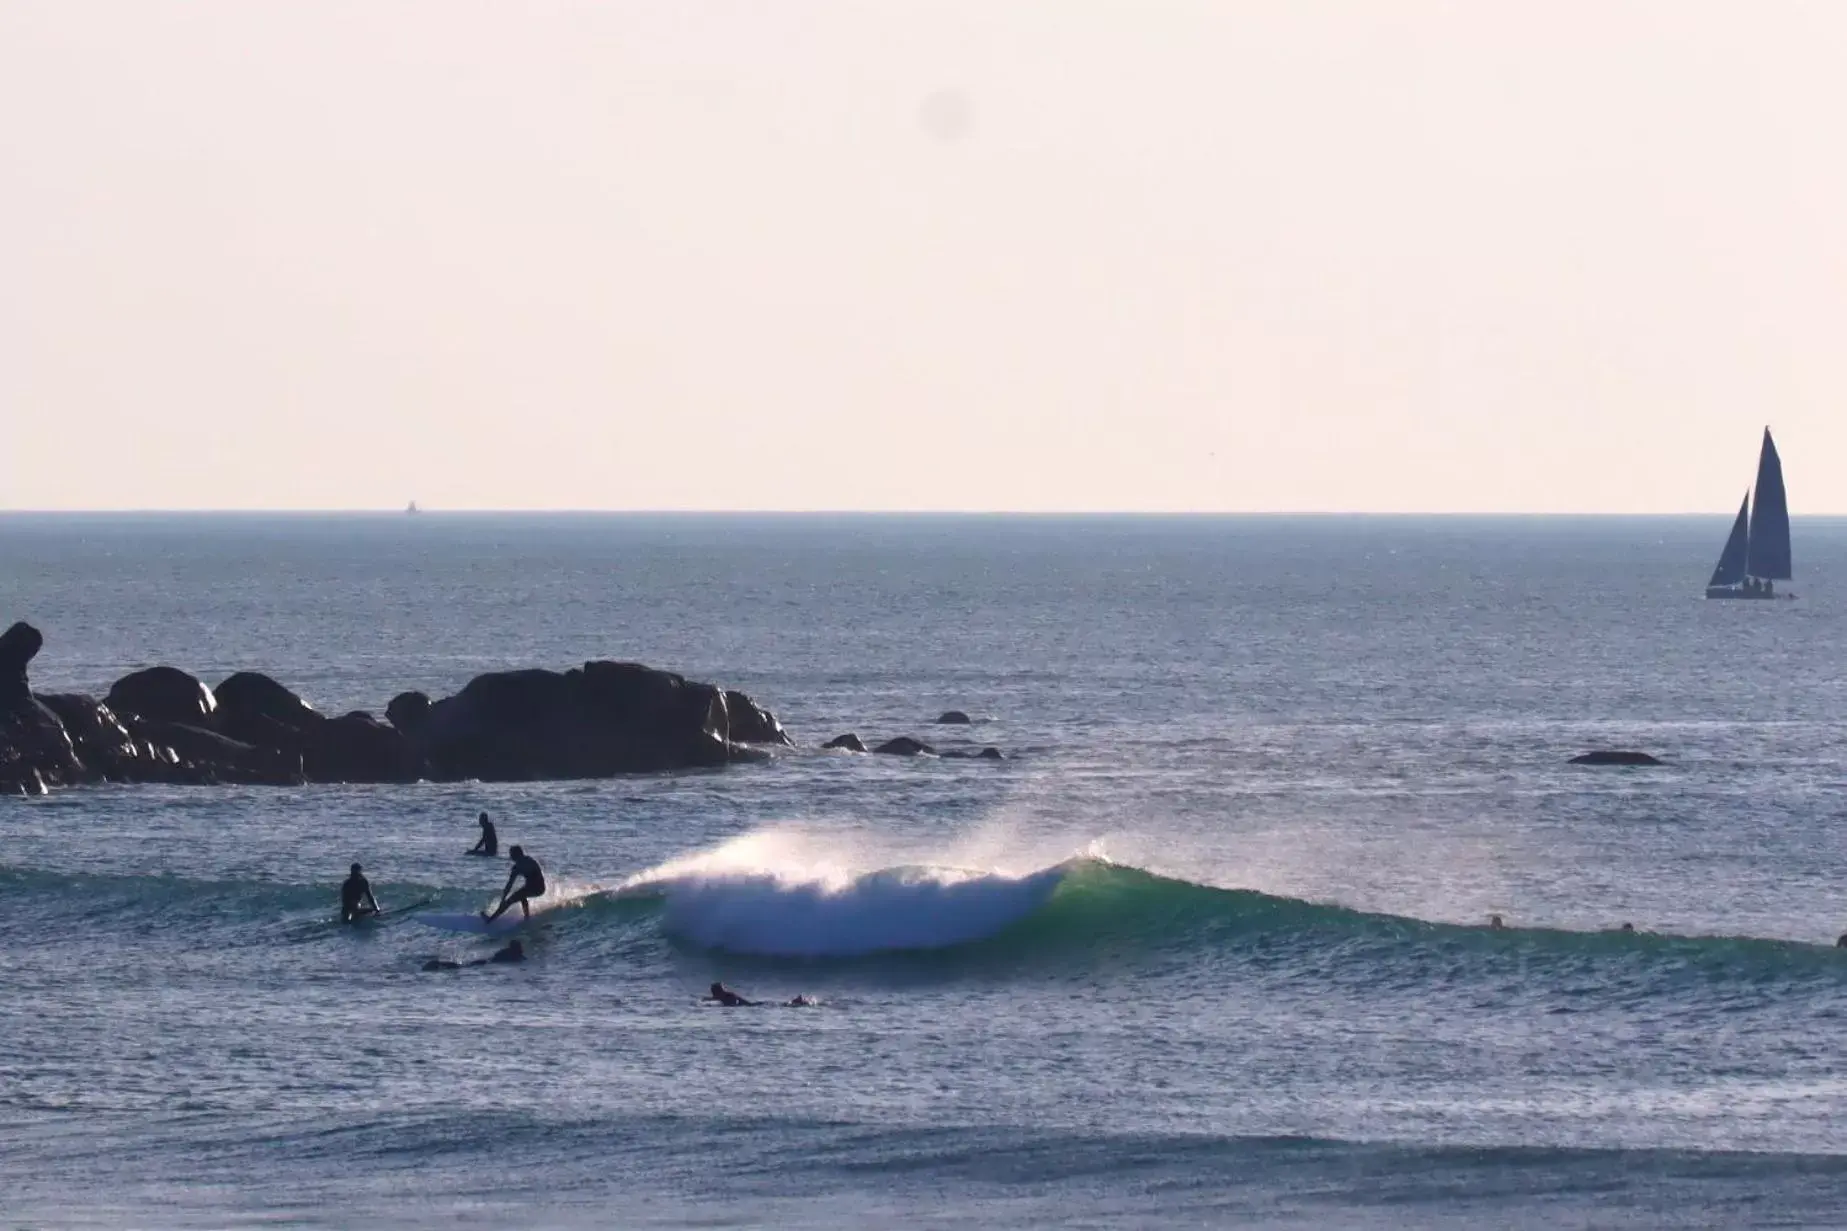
top-left (340, 863), bottom-right (381, 923)
top-left (482, 846), bottom-right (545, 922)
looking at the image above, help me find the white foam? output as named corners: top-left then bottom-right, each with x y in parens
top-left (618, 828), bottom-right (1069, 956)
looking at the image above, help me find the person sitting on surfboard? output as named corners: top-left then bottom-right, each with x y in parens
top-left (467, 812), bottom-right (498, 857)
top-left (481, 846), bottom-right (545, 922)
top-left (340, 863), bottom-right (380, 923)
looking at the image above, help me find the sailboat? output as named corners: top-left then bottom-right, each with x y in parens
top-left (1704, 427), bottom-right (1794, 600)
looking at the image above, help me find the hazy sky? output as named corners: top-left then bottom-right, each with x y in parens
top-left (4, 2), bottom-right (1844, 512)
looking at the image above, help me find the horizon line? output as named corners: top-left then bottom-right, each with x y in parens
top-left (3, 508), bottom-right (1843, 519)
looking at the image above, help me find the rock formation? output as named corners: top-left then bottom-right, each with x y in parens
top-left (1569, 750), bottom-right (1663, 766)
top-left (1, 621), bottom-right (793, 792)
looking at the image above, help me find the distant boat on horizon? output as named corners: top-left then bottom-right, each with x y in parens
top-left (1704, 427), bottom-right (1793, 600)
top-left (406, 500), bottom-right (420, 515)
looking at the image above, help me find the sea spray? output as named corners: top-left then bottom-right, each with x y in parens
top-left (622, 860), bottom-right (1067, 956)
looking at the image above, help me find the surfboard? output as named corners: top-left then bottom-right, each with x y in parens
top-left (372, 896), bottom-right (435, 920)
top-left (416, 910), bottom-right (531, 936)
top-left (344, 897), bottom-right (435, 925)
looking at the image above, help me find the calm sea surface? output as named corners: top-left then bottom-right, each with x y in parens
top-left (3, 513), bottom-right (1846, 1228)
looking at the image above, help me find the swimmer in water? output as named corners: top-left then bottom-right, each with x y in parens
top-left (706, 982), bottom-right (757, 1007)
top-left (422, 940), bottom-right (525, 972)
top-left (468, 811), bottom-right (498, 857)
top-left (482, 845), bottom-right (545, 922)
top-left (340, 863), bottom-right (380, 923)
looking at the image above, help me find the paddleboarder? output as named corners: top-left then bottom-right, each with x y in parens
top-left (482, 845), bottom-right (545, 922)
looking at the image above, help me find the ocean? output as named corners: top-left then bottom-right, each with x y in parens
top-left (2, 513), bottom-right (1845, 1228)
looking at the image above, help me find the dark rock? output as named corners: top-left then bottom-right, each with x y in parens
top-left (934, 710), bottom-right (972, 725)
top-left (386, 691), bottom-right (432, 737)
top-left (725, 690), bottom-right (793, 746)
top-left (873, 736), bottom-right (935, 756)
top-left (823, 733), bottom-right (867, 752)
top-left (215, 672), bottom-right (320, 735)
top-left (1569, 750), bottom-right (1662, 766)
top-left (0, 624), bottom-right (65, 785)
top-left (36, 694), bottom-right (138, 780)
top-left (138, 720), bottom-right (301, 785)
top-left (978, 746), bottom-right (1004, 760)
top-left (4, 620), bottom-right (790, 790)
top-left (411, 661), bottom-right (737, 781)
top-left (305, 712), bottom-right (421, 784)
top-left (107, 667), bottom-right (217, 726)
top-left (0, 622), bottom-right (45, 704)
top-left (940, 745), bottom-right (1006, 761)
top-left (0, 767), bottom-right (49, 797)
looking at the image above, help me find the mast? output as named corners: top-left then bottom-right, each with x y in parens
top-left (1744, 427), bottom-right (1791, 580)
top-left (1708, 492), bottom-right (1750, 588)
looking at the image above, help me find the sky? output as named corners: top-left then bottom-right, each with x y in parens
top-left (3, 2), bottom-right (1845, 512)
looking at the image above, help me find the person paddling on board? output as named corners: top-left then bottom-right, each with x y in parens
top-left (422, 940), bottom-right (526, 972)
top-left (341, 863), bottom-right (380, 923)
top-left (468, 811), bottom-right (498, 857)
top-left (706, 981), bottom-right (757, 1007)
top-left (482, 845), bottom-right (545, 922)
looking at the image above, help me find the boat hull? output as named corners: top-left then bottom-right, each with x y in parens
top-left (1705, 587), bottom-right (1794, 600)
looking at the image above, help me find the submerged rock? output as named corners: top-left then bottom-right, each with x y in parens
top-left (1569, 750), bottom-right (1663, 766)
top-left (873, 736), bottom-right (935, 757)
top-left (942, 746), bottom-right (1006, 761)
top-left (934, 710), bottom-right (972, 725)
top-left (823, 733), bottom-right (867, 753)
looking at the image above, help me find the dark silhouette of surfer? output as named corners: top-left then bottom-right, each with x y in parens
top-left (468, 812), bottom-right (497, 857)
top-left (707, 981), bottom-right (756, 1006)
top-left (706, 981), bottom-right (815, 1007)
top-left (340, 863), bottom-right (380, 923)
top-left (1488, 914), bottom-right (1505, 930)
top-left (482, 846), bottom-right (545, 922)
top-left (422, 940), bottom-right (525, 971)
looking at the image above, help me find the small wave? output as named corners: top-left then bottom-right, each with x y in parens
top-left (620, 860), bottom-right (1066, 956)
top-left (610, 842), bottom-right (1847, 986)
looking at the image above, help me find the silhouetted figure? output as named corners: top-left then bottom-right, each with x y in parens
top-left (482, 845), bottom-right (545, 922)
top-left (1836, 933), bottom-right (1846, 949)
top-left (707, 982), bottom-right (757, 1007)
top-left (468, 812), bottom-right (498, 857)
top-left (341, 863), bottom-right (379, 923)
top-left (1488, 914), bottom-right (1505, 931)
top-left (1620, 922), bottom-right (1636, 933)
top-left (422, 939), bottom-right (527, 972)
